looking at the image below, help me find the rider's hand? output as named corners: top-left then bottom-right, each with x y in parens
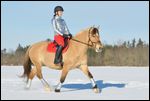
top-left (63, 34), bottom-right (69, 38)
top-left (68, 33), bottom-right (72, 39)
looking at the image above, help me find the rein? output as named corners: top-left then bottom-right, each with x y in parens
top-left (71, 38), bottom-right (93, 47)
top-left (71, 27), bottom-right (99, 47)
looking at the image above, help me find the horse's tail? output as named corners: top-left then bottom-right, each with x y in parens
top-left (21, 46), bottom-right (32, 79)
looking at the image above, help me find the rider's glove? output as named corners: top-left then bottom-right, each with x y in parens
top-left (68, 33), bottom-right (72, 39)
top-left (63, 34), bottom-right (69, 38)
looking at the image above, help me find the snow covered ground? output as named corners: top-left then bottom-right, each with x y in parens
top-left (1, 66), bottom-right (149, 100)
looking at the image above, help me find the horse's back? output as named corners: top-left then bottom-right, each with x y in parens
top-left (28, 41), bottom-right (59, 67)
top-left (28, 41), bottom-right (50, 60)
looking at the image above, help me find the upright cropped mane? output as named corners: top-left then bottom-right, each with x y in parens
top-left (75, 27), bottom-right (90, 37)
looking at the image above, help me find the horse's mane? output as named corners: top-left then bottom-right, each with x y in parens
top-left (75, 27), bottom-right (90, 37)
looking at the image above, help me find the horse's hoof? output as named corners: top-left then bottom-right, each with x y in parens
top-left (93, 88), bottom-right (101, 93)
top-left (92, 85), bottom-right (101, 93)
top-left (55, 89), bottom-right (60, 92)
top-left (44, 86), bottom-right (51, 92)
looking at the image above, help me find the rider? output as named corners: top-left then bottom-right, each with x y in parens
top-left (52, 6), bottom-right (72, 66)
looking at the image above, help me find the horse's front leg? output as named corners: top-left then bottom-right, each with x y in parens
top-left (79, 64), bottom-right (101, 93)
top-left (55, 67), bottom-right (69, 92)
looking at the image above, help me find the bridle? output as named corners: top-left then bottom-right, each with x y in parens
top-left (71, 27), bottom-right (100, 48)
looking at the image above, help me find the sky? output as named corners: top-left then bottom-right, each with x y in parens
top-left (1, 1), bottom-right (149, 51)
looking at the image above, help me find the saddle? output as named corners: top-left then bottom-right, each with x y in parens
top-left (47, 38), bottom-right (70, 53)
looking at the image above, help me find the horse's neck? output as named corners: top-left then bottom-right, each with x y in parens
top-left (70, 29), bottom-right (89, 53)
top-left (74, 29), bottom-right (89, 44)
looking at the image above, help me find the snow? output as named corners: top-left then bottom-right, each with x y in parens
top-left (1, 66), bottom-right (149, 100)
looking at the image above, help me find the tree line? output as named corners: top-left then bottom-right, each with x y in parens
top-left (88, 38), bottom-right (149, 66)
top-left (1, 38), bottom-right (149, 66)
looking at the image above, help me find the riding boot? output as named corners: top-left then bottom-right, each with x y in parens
top-left (54, 45), bottom-right (63, 65)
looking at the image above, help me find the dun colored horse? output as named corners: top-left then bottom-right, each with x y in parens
top-left (22, 26), bottom-right (103, 93)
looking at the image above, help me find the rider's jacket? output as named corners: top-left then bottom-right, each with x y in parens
top-left (52, 15), bottom-right (70, 36)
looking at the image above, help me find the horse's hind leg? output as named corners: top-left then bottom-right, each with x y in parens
top-left (26, 64), bottom-right (51, 91)
top-left (35, 63), bottom-right (51, 91)
top-left (26, 66), bottom-right (37, 89)
top-left (79, 65), bottom-right (101, 93)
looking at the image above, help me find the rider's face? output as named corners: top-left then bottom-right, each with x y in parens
top-left (57, 11), bottom-right (63, 16)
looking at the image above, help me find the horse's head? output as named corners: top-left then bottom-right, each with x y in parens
top-left (88, 26), bottom-right (103, 52)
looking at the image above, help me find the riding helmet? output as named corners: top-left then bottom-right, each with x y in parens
top-left (54, 6), bottom-right (64, 13)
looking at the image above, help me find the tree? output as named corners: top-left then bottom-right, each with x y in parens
top-left (127, 41), bottom-right (131, 48)
top-left (23, 45), bottom-right (30, 52)
top-left (137, 38), bottom-right (143, 47)
top-left (15, 44), bottom-right (24, 54)
top-left (131, 38), bottom-right (136, 48)
top-left (122, 41), bottom-right (127, 48)
top-left (46, 38), bottom-right (51, 41)
top-left (1, 48), bottom-right (6, 54)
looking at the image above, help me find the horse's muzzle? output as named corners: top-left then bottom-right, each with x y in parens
top-left (95, 48), bottom-right (102, 53)
top-left (95, 44), bottom-right (103, 53)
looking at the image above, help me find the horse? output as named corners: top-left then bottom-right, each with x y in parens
top-left (22, 26), bottom-right (103, 93)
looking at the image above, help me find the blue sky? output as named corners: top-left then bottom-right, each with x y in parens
top-left (1, 1), bottom-right (149, 50)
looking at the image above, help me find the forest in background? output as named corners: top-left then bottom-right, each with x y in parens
top-left (1, 38), bottom-right (149, 66)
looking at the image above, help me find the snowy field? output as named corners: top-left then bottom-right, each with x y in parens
top-left (1, 66), bottom-right (149, 100)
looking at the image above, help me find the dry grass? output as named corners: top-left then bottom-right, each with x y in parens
top-left (88, 46), bottom-right (149, 66)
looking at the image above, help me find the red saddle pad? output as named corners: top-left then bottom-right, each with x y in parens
top-left (47, 40), bottom-right (69, 53)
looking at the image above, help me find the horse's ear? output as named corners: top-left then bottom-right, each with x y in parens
top-left (91, 28), bottom-right (97, 35)
top-left (89, 25), bottom-right (98, 35)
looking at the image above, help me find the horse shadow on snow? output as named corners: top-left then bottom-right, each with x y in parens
top-left (62, 80), bottom-right (126, 92)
